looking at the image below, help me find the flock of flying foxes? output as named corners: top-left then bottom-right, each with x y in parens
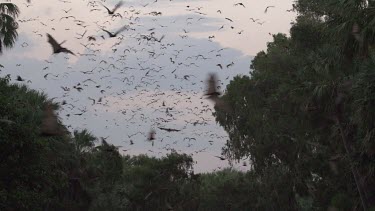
top-left (41, 71), bottom-right (228, 139)
top-left (41, 1), bottom-right (240, 137)
top-left (44, 1), bottom-right (278, 57)
top-left (5, 0), bottom-right (288, 164)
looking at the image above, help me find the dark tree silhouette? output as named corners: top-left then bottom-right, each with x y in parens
top-left (0, 3), bottom-right (19, 54)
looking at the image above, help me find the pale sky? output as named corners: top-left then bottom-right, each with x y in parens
top-left (1, 0), bottom-right (296, 172)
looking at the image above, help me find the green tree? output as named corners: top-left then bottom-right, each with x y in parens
top-left (215, 0), bottom-right (375, 209)
top-left (0, 76), bottom-right (88, 210)
top-left (119, 152), bottom-right (199, 211)
top-left (73, 129), bottom-right (96, 153)
top-left (0, 3), bottom-right (19, 54)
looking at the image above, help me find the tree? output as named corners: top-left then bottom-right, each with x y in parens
top-left (0, 3), bottom-right (19, 54)
top-left (214, 0), bottom-right (375, 209)
top-left (119, 152), bottom-right (199, 210)
top-left (0, 76), bottom-right (88, 210)
top-left (73, 129), bottom-right (96, 153)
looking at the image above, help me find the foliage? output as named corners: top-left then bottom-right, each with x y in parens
top-left (0, 3), bottom-right (19, 54)
top-left (118, 153), bottom-right (198, 210)
top-left (214, 0), bottom-right (375, 210)
top-left (0, 76), bottom-right (83, 210)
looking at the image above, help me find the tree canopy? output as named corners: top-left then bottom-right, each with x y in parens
top-left (214, 0), bottom-right (375, 209)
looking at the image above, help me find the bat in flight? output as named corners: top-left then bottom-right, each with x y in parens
top-left (101, 25), bottom-right (128, 38)
top-left (205, 73), bottom-right (221, 97)
top-left (101, 1), bottom-right (124, 15)
top-left (148, 129), bottom-right (156, 141)
top-left (158, 127), bottom-right (181, 132)
top-left (264, 5), bottom-right (275, 13)
top-left (46, 33), bottom-right (75, 55)
top-left (205, 73), bottom-right (233, 112)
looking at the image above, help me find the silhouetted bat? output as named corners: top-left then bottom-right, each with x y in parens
top-left (158, 127), bottom-right (181, 132)
top-left (47, 33), bottom-right (75, 55)
top-left (101, 1), bottom-right (124, 15)
top-left (101, 26), bottom-right (128, 38)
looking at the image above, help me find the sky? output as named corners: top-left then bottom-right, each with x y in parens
top-left (0, 0), bottom-right (296, 172)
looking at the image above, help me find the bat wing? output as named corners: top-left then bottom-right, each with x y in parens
top-left (158, 35), bottom-right (165, 42)
top-left (47, 33), bottom-right (60, 52)
top-left (101, 28), bottom-right (113, 37)
top-left (61, 48), bottom-right (75, 56)
top-left (214, 156), bottom-right (225, 160)
top-left (158, 127), bottom-right (180, 132)
top-left (113, 1), bottom-right (124, 13)
top-left (101, 3), bottom-right (111, 13)
top-left (114, 25), bottom-right (128, 35)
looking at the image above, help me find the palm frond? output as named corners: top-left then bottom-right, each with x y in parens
top-left (0, 13), bottom-right (18, 54)
top-left (0, 3), bottom-right (20, 18)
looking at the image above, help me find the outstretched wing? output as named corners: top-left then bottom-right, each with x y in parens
top-left (100, 3), bottom-right (111, 14)
top-left (114, 25), bottom-right (128, 36)
top-left (46, 33), bottom-right (60, 52)
top-left (60, 48), bottom-right (75, 56)
top-left (158, 127), bottom-right (181, 132)
top-left (101, 28), bottom-right (113, 37)
top-left (158, 35), bottom-right (165, 42)
top-left (113, 1), bottom-right (124, 13)
top-left (214, 156), bottom-right (226, 160)
top-left (264, 6), bottom-right (274, 13)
